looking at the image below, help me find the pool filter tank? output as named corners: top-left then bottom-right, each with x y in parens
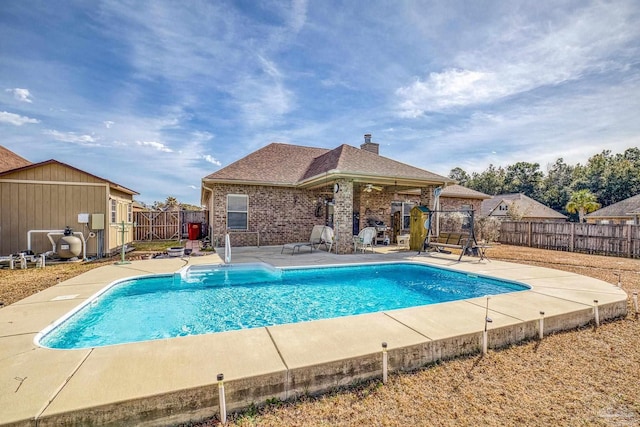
top-left (58, 226), bottom-right (82, 259)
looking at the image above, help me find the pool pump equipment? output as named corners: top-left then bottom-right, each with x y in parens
top-left (57, 226), bottom-right (83, 259)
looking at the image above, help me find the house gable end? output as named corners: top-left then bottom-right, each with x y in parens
top-left (0, 159), bottom-right (138, 195)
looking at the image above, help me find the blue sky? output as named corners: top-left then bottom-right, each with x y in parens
top-left (1, 1), bottom-right (639, 206)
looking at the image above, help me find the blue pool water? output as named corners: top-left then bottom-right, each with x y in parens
top-left (38, 262), bottom-right (528, 349)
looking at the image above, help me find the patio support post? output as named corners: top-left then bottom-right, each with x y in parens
top-left (421, 185), bottom-right (437, 236)
top-left (419, 185), bottom-right (436, 210)
top-left (333, 179), bottom-right (354, 254)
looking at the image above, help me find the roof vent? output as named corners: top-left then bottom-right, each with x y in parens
top-left (360, 133), bottom-right (379, 155)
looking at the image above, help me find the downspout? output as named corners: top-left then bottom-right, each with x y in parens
top-left (202, 183), bottom-right (215, 243)
top-left (105, 183), bottom-right (110, 258)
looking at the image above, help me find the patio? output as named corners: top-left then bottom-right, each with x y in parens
top-left (0, 246), bottom-right (628, 426)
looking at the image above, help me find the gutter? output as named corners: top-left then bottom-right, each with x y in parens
top-left (202, 183), bottom-right (215, 238)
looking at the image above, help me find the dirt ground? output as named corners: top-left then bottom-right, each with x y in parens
top-left (1, 245), bottom-right (639, 426)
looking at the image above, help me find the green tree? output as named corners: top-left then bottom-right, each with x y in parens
top-left (152, 196), bottom-right (180, 211)
top-left (570, 150), bottom-right (612, 202)
top-left (601, 148), bottom-right (640, 205)
top-left (566, 189), bottom-right (601, 223)
top-left (165, 196), bottom-right (179, 210)
top-left (540, 158), bottom-right (574, 213)
top-left (504, 162), bottom-right (543, 198)
top-left (467, 164), bottom-right (506, 195)
top-left (448, 167), bottom-right (470, 186)
top-left (571, 148), bottom-right (640, 207)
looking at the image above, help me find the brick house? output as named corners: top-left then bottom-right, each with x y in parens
top-left (201, 134), bottom-right (453, 253)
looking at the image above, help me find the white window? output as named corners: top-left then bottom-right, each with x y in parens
top-left (227, 194), bottom-right (248, 230)
top-left (110, 199), bottom-right (117, 223)
top-left (402, 202), bottom-right (414, 230)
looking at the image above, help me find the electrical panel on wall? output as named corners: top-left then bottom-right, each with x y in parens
top-left (91, 213), bottom-right (105, 230)
top-left (78, 213), bottom-right (90, 224)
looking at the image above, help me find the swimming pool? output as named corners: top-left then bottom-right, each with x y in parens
top-left (37, 262), bottom-right (529, 349)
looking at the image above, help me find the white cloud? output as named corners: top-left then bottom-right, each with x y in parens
top-left (395, 74), bottom-right (640, 176)
top-left (43, 129), bottom-right (98, 145)
top-left (136, 140), bottom-right (173, 152)
top-left (395, 1), bottom-right (640, 116)
top-left (6, 88), bottom-right (33, 103)
top-left (104, 121), bottom-right (115, 128)
top-left (0, 111), bottom-right (40, 126)
top-left (202, 154), bottom-right (221, 166)
top-left (396, 69), bottom-right (493, 116)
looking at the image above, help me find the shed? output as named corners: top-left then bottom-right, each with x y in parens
top-left (0, 157), bottom-right (138, 258)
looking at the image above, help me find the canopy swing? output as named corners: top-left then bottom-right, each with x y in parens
top-left (417, 209), bottom-right (483, 261)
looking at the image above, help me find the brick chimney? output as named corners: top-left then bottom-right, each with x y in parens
top-left (360, 133), bottom-right (379, 154)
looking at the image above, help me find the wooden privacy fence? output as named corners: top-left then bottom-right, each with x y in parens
top-left (134, 210), bottom-right (208, 241)
top-left (499, 221), bottom-right (640, 258)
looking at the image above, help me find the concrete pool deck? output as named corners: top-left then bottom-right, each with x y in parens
top-left (0, 247), bottom-right (628, 426)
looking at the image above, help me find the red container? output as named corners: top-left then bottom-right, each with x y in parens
top-left (188, 222), bottom-right (201, 240)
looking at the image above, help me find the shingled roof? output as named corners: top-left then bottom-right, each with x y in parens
top-left (0, 145), bottom-right (31, 172)
top-left (204, 143), bottom-right (329, 185)
top-left (204, 142), bottom-right (451, 187)
top-left (585, 194), bottom-right (640, 218)
top-left (481, 193), bottom-right (567, 219)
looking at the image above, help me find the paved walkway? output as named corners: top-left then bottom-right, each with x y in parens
top-left (0, 246), bottom-right (628, 426)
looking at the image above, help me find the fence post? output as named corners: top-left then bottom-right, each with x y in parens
top-left (527, 221), bottom-right (532, 247)
top-left (570, 222), bottom-right (575, 252)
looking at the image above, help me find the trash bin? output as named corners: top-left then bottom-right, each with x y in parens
top-left (188, 222), bottom-right (201, 240)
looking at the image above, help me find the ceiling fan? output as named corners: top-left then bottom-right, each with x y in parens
top-left (363, 183), bottom-right (384, 192)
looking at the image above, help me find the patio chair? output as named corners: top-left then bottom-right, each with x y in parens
top-left (317, 226), bottom-right (335, 253)
top-left (281, 225), bottom-right (327, 255)
top-left (353, 227), bottom-right (376, 253)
